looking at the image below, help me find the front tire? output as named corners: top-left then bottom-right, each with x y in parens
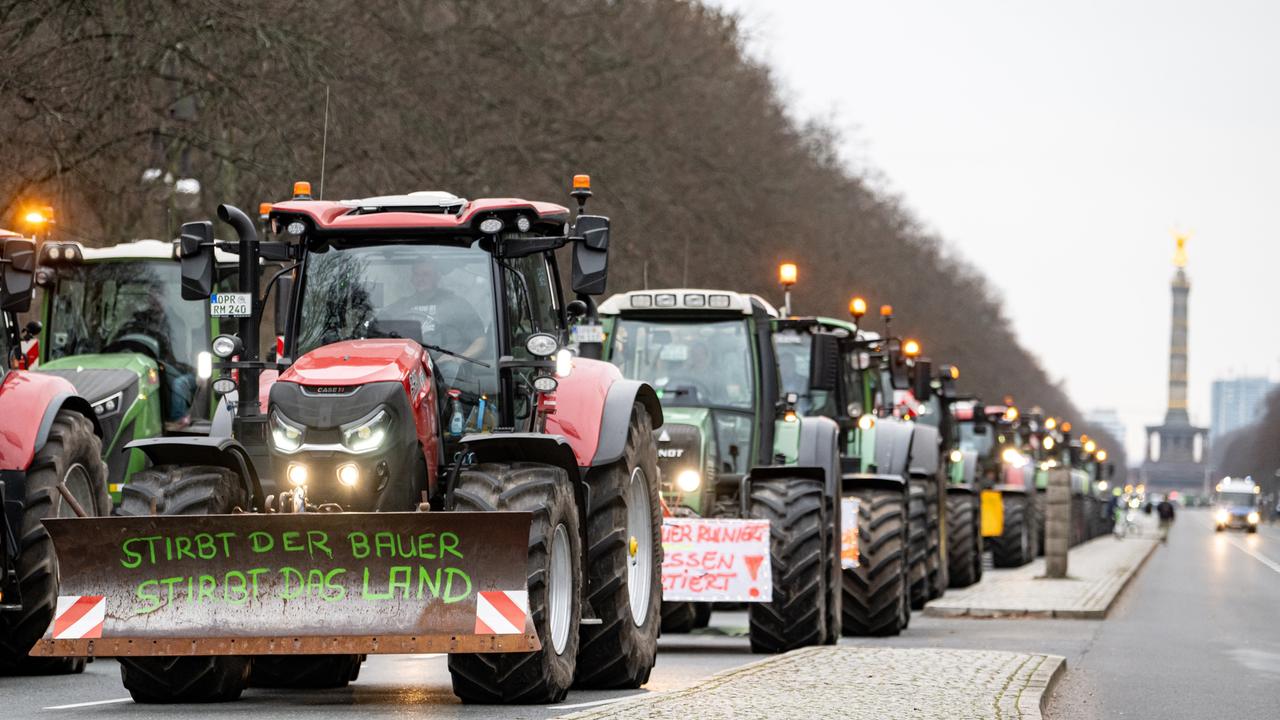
top-left (0, 411), bottom-right (107, 676)
top-left (250, 654), bottom-right (361, 689)
top-left (448, 463), bottom-right (582, 704)
top-left (841, 488), bottom-right (908, 637)
top-left (747, 477), bottom-right (826, 653)
top-left (907, 483), bottom-right (928, 609)
top-left (116, 466), bottom-right (253, 703)
top-left (991, 493), bottom-right (1035, 568)
top-left (574, 403), bottom-right (661, 689)
top-left (946, 493), bottom-right (980, 589)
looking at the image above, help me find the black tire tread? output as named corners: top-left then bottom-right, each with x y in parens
top-left (946, 493), bottom-right (980, 588)
top-left (747, 477), bottom-right (826, 653)
top-left (841, 488), bottom-right (907, 637)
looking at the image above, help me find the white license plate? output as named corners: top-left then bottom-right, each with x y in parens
top-left (210, 292), bottom-right (251, 317)
top-left (571, 324), bottom-right (605, 344)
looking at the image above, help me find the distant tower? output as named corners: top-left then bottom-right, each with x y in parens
top-left (1142, 234), bottom-right (1209, 492)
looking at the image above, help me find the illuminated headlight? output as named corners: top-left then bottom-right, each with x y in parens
top-left (91, 392), bottom-right (123, 418)
top-left (479, 218), bottom-right (504, 234)
top-left (341, 409), bottom-right (391, 454)
top-left (555, 348), bottom-right (573, 378)
top-left (337, 463), bottom-right (361, 487)
top-left (286, 220), bottom-right (306, 235)
top-left (212, 377), bottom-right (237, 395)
top-left (48, 246), bottom-right (61, 261)
top-left (533, 375), bottom-right (558, 393)
top-left (270, 411), bottom-right (304, 453)
top-left (1247, 511), bottom-right (1260, 525)
top-left (857, 415), bottom-right (875, 431)
top-left (287, 463), bottom-right (309, 486)
top-left (196, 351), bottom-right (213, 380)
top-left (516, 215), bottom-right (532, 232)
top-left (949, 449), bottom-right (963, 464)
top-left (675, 469), bottom-right (701, 493)
top-left (211, 334), bottom-right (241, 359)
top-left (1215, 509), bottom-right (1230, 524)
top-left (630, 294), bottom-right (652, 308)
top-left (525, 332), bottom-right (558, 357)
top-left (1042, 436), bottom-right (1055, 450)
top-left (1001, 447), bottom-right (1026, 467)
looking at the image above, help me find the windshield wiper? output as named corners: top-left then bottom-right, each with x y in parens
top-left (423, 343), bottom-right (490, 368)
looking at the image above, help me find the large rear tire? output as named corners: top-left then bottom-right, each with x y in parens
top-left (990, 493), bottom-right (1034, 568)
top-left (0, 411), bottom-right (107, 676)
top-left (574, 403), bottom-right (661, 689)
top-left (448, 463), bottom-right (582, 704)
top-left (924, 479), bottom-right (945, 600)
top-left (117, 466), bottom-right (253, 703)
top-left (747, 477), bottom-right (826, 653)
top-left (841, 488), bottom-right (908, 636)
top-left (946, 493), bottom-right (980, 588)
top-left (907, 483), bottom-right (928, 609)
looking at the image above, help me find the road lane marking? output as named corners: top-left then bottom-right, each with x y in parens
top-left (44, 698), bottom-right (131, 710)
top-left (553, 694), bottom-right (645, 710)
top-left (1227, 538), bottom-right (1280, 575)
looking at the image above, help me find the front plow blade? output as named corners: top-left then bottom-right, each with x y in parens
top-left (30, 511), bottom-right (538, 657)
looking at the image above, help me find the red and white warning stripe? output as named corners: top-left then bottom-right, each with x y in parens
top-left (474, 590), bottom-right (528, 635)
top-left (52, 595), bottom-right (105, 640)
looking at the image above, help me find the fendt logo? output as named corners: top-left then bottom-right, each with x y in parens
top-left (658, 448), bottom-right (685, 459)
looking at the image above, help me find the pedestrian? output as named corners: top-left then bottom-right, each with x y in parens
top-left (1156, 497), bottom-right (1176, 543)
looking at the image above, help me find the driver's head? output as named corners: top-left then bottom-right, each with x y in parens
top-left (411, 260), bottom-right (441, 294)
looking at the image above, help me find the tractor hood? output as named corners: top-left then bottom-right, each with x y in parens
top-left (39, 353), bottom-right (156, 405)
top-left (281, 339), bottom-right (422, 387)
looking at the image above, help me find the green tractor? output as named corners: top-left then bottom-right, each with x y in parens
top-left (598, 289), bottom-right (844, 652)
top-left (967, 403), bottom-right (1041, 567)
top-left (34, 239), bottom-right (239, 501)
top-left (917, 367), bottom-right (985, 589)
top-left (1026, 417), bottom-right (1113, 551)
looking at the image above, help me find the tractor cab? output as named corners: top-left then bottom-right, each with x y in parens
top-left (599, 289), bottom-right (777, 514)
top-left (34, 239), bottom-right (239, 498)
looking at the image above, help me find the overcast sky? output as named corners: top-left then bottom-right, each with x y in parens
top-left (711, 0), bottom-right (1280, 458)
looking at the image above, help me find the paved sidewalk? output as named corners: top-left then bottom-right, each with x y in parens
top-left (563, 647), bottom-right (1064, 720)
top-left (925, 519), bottom-right (1159, 619)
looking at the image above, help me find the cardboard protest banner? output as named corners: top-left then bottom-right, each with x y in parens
top-left (840, 497), bottom-right (861, 569)
top-left (661, 518), bottom-right (771, 602)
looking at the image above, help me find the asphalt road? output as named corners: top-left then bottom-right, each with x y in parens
top-left (5, 508), bottom-right (1277, 718)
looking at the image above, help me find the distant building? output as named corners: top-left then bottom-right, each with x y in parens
top-left (1209, 377), bottom-right (1273, 441)
top-left (1085, 408), bottom-right (1127, 449)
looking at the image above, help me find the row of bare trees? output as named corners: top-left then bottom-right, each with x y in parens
top-left (0, 0), bottom-right (1124, 464)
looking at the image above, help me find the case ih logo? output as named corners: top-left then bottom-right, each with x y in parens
top-left (307, 386), bottom-right (354, 395)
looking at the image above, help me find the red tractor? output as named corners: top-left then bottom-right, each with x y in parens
top-left (0, 232), bottom-right (110, 675)
top-left (34, 178), bottom-right (665, 706)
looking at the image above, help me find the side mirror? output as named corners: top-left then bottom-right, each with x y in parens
top-left (0, 239), bottom-right (35, 313)
top-left (571, 216), bottom-right (611, 296)
top-left (808, 333), bottom-right (840, 392)
top-left (575, 214), bottom-right (610, 250)
top-left (973, 422), bottom-right (989, 435)
top-left (179, 221), bottom-right (215, 301)
top-left (274, 274), bottom-right (294, 337)
top-left (912, 359), bottom-right (933, 401)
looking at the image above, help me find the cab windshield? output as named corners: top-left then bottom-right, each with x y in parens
top-left (296, 243), bottom-right (497, 396)
top-left (46, 261), bottom-right (206, 370)
top-left (610, 317), bottom-right (757, 474)
top-left (1217, 492), bottom-right (1255, 507)
top-left (773, 330), bottom-right (836, 416)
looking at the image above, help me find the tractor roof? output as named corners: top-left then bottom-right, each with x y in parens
top-left (43, 239), bottom-right (238, 264)
top-left (269, 193), bottom-right (571, 237)
top-left (0, 227), bottom-right (22, 239)
top-left (599, 289), bottom-right (778, 317)
top-left (775, 315), bottom-right (878, 341)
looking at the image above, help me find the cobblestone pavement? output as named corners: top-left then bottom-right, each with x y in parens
top-left (924, 518), bottom-right (1159, 619)
top-left (563, 647), bottom-right (1064, 720)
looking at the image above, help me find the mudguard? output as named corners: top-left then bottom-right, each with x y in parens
top-left (126, 436), bottom-right (264, 509)
top-left (841, 472), bottom-right (908, 494)
top-left (907, 423), bottom-right (940, 478)
top-left (460, 432), bottom-right (581, 483)
top-left (589, 379), bottom-right (662, 468)
top-left (873, 420), bottom-right (913, 477)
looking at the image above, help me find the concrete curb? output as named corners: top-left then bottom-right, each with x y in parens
top-left (923, 537), bottom-right (1160, 620)
top-left (1017, 654), bottom-right (1067, 719)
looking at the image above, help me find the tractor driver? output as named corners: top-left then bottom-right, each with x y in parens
top-left (383, 258), bottom-right (488, 371)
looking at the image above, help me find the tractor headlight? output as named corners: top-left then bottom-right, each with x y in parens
top-left (270, 411), bottom-right (304, 453)
top-left (555, 348), bottom-right (574, 378)
top-left (479, 218), bottom-right (504, 235)
top-left (525, 333), bottom-right (558, 357)
top-left (1215, 509), bottom-right (1230, 524)
top-left (337, 463), bottom-right (361, 487)
top-left (949, 449), bottom-right (963, 464)
top-left (287, 463), bottom-right (309, 486)
top-left (857, 414), bottom-right (875, 431)
top-left (211, 334), bottom-right (242, 359)
top-left (341, 409), bottom-right (391, 454)
top-left (675, 469), bottom-right (701, 493)
top-left (91, 391), bottom-right (123, 418)
top-left (1248, 511), bottom-right (1260, 525)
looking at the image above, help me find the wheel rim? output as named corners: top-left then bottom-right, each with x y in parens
top-left (59, 463), bottom-right (94, 517)
top-left (549, 523), bottom-right (572, 655)
top-left (626, 466), bottom-right (653, 626)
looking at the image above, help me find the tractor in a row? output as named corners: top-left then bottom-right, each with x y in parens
top-left (31, 177), bottom-right (666, 705)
